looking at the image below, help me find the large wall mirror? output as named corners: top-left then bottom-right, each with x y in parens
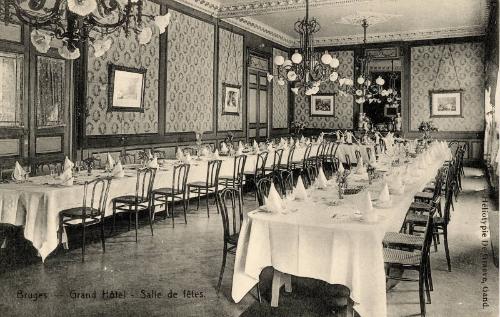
top-left (360, 48), bottom-right (402, 132)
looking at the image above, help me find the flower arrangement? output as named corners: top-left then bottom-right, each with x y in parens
top-left (418, 120), bottom-right (438, 140)
top-left (291, 121), bottom-right (306, 136)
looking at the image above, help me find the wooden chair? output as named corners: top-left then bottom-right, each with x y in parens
top-left (244, 151), bottom-right (269, 200)
top-left (216, 187), bottom-right (261, 301)
top-left (112, 168), bottom-right (156, 241)
top-left (256, 177), bottom-right (272, 207)
top-left (219, 155), bottom-right (247, 204)
top-left (384, 209), bottom-right (435, 316)
top-left (59, 177), bottom-right (112, 261)
top-left (187, 160), bottom-right (222, 218)
top-left (292, 143), bottom-right (313, 187)
top-left (152, 163), bottom-right (190, 227)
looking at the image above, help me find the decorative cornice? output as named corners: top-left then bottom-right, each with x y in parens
top-left (297, 25), bottom-right (487, 47)
top-left (217, 0), bottom-right (372, 18)
top-left (171, 0), bottom-right (220, 16)
top-left (224, 16), bottom-right (295, 47)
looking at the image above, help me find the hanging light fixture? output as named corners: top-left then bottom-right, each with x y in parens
top-left (273, 0), bottom-right (340, 95)
top-left (1, 0), bottom-right (171, 59)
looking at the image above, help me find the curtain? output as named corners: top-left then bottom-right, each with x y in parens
top-left (36, 57), bottom-right (65, 127)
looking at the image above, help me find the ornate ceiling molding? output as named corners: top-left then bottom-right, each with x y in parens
top-left (304, 25), bottom-right (486, 47)
top-left (172, 0), bottom-right (220, 16)
top-left (217, 0), bottom-right (372, 18)
top-left (224, 16), bottom-right (296, 47)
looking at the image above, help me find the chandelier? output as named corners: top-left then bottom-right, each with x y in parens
top-left (272, 0), bottom-right (340, 95)
top-left (1, 0), bottom-right (170, 59)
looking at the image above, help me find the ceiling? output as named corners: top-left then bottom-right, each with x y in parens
top-left (174, 0), bottom-right (490, 47)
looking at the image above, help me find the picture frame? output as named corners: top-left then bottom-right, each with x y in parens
top-left (384, 104), bottom-right (399, 118)
top-left (108, 64), bottom-right (146, 112)
top-left (222, 83), bottom-right (241, 116)
top-left (429, 90), bottom-right (463, 117)
top-left (310, 94), bottom-right (335, 117)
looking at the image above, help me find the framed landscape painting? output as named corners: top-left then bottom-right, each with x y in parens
top-left (108, 64), bottom-right (146, 112)
top-left (222, 83), bottom-right (241, 115)
top-left (429, 90), bottom-right (463, 117)
top-left (310, 94), bottom-right (335, 117)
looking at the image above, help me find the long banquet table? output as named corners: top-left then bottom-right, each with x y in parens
top-left (231, 142), bottom-right (451, 317)
top-left (0, 142), bottom-right (376, 262)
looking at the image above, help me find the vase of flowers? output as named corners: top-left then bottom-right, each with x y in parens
top-left (195, 130), bottom-right (204, 158)
top-left (291, 121), bottom-right (306, 137)
top-left (418, 120), bottom-right (438, 140)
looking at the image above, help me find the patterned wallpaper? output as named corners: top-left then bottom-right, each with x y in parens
top-left (293, 50), bottom-right (354, 129)
top-left (86, 1), bottom-right (160, 135)
top-left (272, 48), bottom-right (289, 129)
top-left (218, 28), bottom-right (244, 131)
top-left (165, 10), bottom-right (214, 133)
top-left (410, 42), bottom-right (485, 131)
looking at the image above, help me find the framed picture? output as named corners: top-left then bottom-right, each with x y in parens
top-left (429, 90), bottom-right (463, 117)
top-left (310, 94), bottom-right (335, 117)
top-left (108, 64), bottom-right (146, 112)
top-left (222, 83), bottom-right (241, 115)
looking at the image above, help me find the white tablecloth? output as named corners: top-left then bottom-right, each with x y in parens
top-left (231, 142), bottom-right (450, 317)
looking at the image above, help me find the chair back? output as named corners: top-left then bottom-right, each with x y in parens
top-left (135, 167), bottom-right (157, 202)
top-left (366, 147), bottom-right (373, 161)
top-left (270, 148), bottom-right (284, 173)
top-left (285, 145), bottom-right (296, 170)
top-left (217, 188), bottom-right (244, 242)
top-left (120, 153), bottom-right (136, 165)
top-left (281, 170), bottom-right (294, 195)
top-left (355, 150), bottom-right (362, 162)
top-left (442, 178), bottom-right (454, 224)
top-left (82, 177), bottom-right (112, 218)
top-left (206, 160), bottom-right (222, 187)
top-left (172, 163), bottom-right (190, 195)
top-left (256, 177), bottom-right (272, 206)
top-left (331, 157), bottom-right (340, 173)
top-left (420, 211), bottom-right (436, 266)
top-left (231, 154), bottom-right (247, 185)
top-left (254, 151), bottom-right (269, 179)
top-left (344, 154), bottom-right (351, 169)
top-left (302, 143), bottom-right (313, 167)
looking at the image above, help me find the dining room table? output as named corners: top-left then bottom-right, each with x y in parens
top-left (231, 141), bottom-right (452, 317)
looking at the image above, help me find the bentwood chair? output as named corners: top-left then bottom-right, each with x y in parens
top-left (216, 187), bottom-right (261, 301)
top-left (256, 177), bottom-right (272, 207)
top-left (187, 160), bottom-right (222, 218)
top-left (292, 143), bottom-right (313, 186)
top-left (383, 210), bottom-right (435, 317)
top-left (112, 168), bottom-right (156, 241)
top-left (308, 141), bottom-right (326, 182)
top-left (220, 154), bottom-right (247, 204)
top-left (244, 151), bottom-right (269, 200)
top-left (59, 177), bottom-right (112, 261)
top-left (152, 163), bottom-right (190, 227)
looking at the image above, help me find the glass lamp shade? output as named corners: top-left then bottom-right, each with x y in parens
top-left (355, 89), bottom-right (363, 96)
top-left (291, 87), bottom-right (299, 95)
top-left (291, 51), bottom-right (303, 64)
top-left (375, 76), bottom-right (385, 86)
top-left (277, 78), bottom-right (286, 86)
top-left (357, 76), bottom-right (365, 85)
top-left (330, 57), bottom-right (340, 68)
top-left (321, 51), bottom-right (333, 65)
top-left (287, 71), bottom-right (297, 81)
top-left (274, 55), bottom-right (285, 66)
top-left (329, 72), bottom-right (339, 82)
top-left (311, 86), bottom-right (320, 94)
top-left (283, 59), bottom-right (293, 69)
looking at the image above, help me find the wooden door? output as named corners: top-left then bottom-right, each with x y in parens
top-left (247, 70), bottom-right (269, 142)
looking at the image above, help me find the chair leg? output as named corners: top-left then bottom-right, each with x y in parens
top-left (171, 199), bottom-right (175, 228)
top-left (112, 201), bottom-right (116, 234)
top-left (205, 187), bottom-right (210, 218)
top-left (100, 221), bottom-right (106, 253)
top-left (423, 266), bottom-right (431, 304)
top-left (443, 226), bottom-right (451, 272)
top-left (427, 257), bottom-right (433, 291)
top-left (148, 203), bottom-right (154, 236)
top-left (134, 206), bottom-right (138, 243)
top-left (81, 222), bottom-right (86, 262)
top-left (197, 188), bottom-right (201, 210)
top-left (183, 196), bottom-right (188, 224)
top-left (216, 244), bottom-right (227, 295)
top-left (256, 283), bottom-right (262, 303)
top-left (128, 205), bottom-right (132, 231)
top-left (418, 269), bottom-right (426, 316)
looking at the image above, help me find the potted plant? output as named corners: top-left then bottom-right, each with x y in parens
top-left (418, 120), bottom-right (438, 140)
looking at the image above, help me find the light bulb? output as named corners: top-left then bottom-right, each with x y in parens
top-left (375, 76), bottom-right (385, 86)
top-left (291, 51), bottom-right (303, 64)
top-left (321, 51), bottom-right (333, 65)
top-left (357, 76), bottom-right (365, 85)
top-left (330, 57), bottom-right (340, 68)
top-left (329, 72), bottom-right (338, 82)
top-left (274, 55), bottom-right (285, 66)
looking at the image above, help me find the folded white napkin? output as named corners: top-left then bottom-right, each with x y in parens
top-left (253, 140), bottom-right (258, 150)
top-left (64, 156), bottom-right (74, 171)
top-left (238, 141), bottom-right (244, 151)
top-left (220, 143), bottom-right (229, 154)
top-left (375, 133), bottom-right (380, 145)
top-left (201, 147), bottom-right (209, 157)
top-left (355, 162), bottom-right (367, 175)
top-left (316, 168), bottom-right (328, 189)
top-left (112, 161), bottom-right (125, 178)
top-left (12, 161), bottom-right (26, 181)
top-left (236, 148), bottom-right (243, 156)
top-left (294, 176), bottom-right (308, 200)
top-left (267, 143), bottom-right (273, 152)
top-left (305, 138), bottom-right (311, 145)
top-left (213, 149), bottom-right (220, 159)
top-left (106, 153), bottom-right (115, 170)
top-left (361, 191), bottom-right (373, 211)
top-left (300, 136), bottom-right (305, 143)
top-left (58, 168), bottom-right (73, 186)
top-left (337, 162), bottom-right (345, 174)
top-left (176, 148), bottom-right (185, 161)
top-left (264, 182), bottom-right (283, 213)
top-left (289, 137), bottom-right (294, 146)
top-left (378, 183), bottom-right (391, 202)
top-left (280, 138), bottom-right (285, 146)
top-left (184, 153), bottom-right (192, 163)
top-left (148, 157), bottom-right (159, 168)
top-left (389, 175), bottom-right (404, 195)
top-left (345, 132), bottom-right (353, 143)
top-left (147, 149), bottom-right (153, 160)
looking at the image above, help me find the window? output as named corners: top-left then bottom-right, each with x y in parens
top-left (0, 51), bottom-right (24, 127)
